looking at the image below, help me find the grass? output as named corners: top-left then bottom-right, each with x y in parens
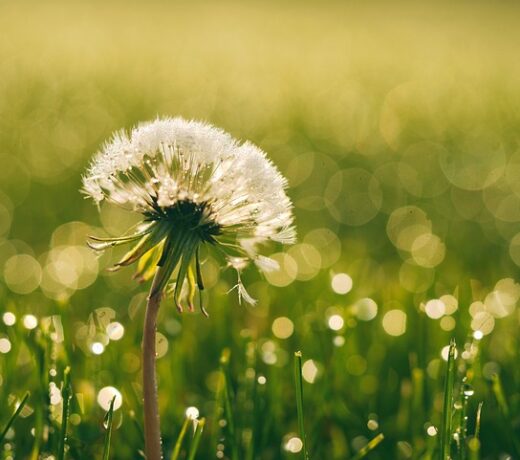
top-left (219, 348), bottom-right (239, 460)
top-left (57, 367), bottom-right (71, 460)
top-left (293, 351), bottom-right (309, 460)
top-left (467, 402), bottom-right (483, 460)
top-left (170, 415), bottom-right (191, 460)
top-left (0, 392), bottom-right (30, 444)
top-left (440, 339), bottom-right (456, 459)
top-left (102, 396), bottom-right (116, 460)
top-left (1, 0), bottom-right (520, 458)
top-left (187, 418), bottom-right (206, 460)
top-left (351, 434), bottom-right (385, 460)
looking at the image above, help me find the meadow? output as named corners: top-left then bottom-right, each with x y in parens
top-left (1, 1), bottom-right (520, 458)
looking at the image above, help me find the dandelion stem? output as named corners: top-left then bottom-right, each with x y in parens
top-left (143, 265), bottom-right (169, 460)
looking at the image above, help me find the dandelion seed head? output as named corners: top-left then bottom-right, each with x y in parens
top-left (83, 118), bottom-right (293, 238)
top-left (83, 117), bottom-right (295, 310)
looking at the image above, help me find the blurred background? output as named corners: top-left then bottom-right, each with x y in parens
top-left (1, 1), bottom-right (520, 458)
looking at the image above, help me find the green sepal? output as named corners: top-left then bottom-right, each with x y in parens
top-left (113, 223), bottom-right (170, 268)
top-left (187, 265), bottom-right (197, 311)
top-left (134, 242), bottom-right (164, 283)
top-left (173, 238), bottom-right (198, 312)
top-left (149, 231), bottom-right (189, 299)
top-left (87, 223), bottom-right (156, 251)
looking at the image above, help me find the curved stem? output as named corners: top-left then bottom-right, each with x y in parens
top-left (143, 266), bottom-right (168, 460)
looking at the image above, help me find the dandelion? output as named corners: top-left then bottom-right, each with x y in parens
top-left (83, 117), bottom-right (295, 460)
top-left (84, 117), bottom-right (295, 312)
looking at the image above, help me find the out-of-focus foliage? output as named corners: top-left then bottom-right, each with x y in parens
top-left (1, 1), bottom-right (520, 458)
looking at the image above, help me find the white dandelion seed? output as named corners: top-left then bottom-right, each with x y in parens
top-left (83, 117), bottom-right (295, 314)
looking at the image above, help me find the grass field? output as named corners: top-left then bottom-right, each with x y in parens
top-left (1, 1), bottom-right (520, 458)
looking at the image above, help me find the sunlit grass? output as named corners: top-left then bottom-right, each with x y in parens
top-left (1, 0), bottom-right (520, 458)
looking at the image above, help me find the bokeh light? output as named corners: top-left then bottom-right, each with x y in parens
top-left (155, 332), bottom-right (169, 359)
top-left (2, 312), bottom-right (16, 326)
top-left (185, 406), bottom-right (200, 420)
top-left (327, 314), bottom-right (345, 331)
top-left (272, 317), bottom-right (294, 339)
top-left (331, 273), bottom-right (353, 295)
top-left (439, 316), bottom-right (456, 331)
top-left (284, 436), bottom-right (303, 453)
top-left (441, 346), bottom-right (458, 362)
top-left (382, 310), bottom-right (407, 336)
top-left (353, 298), bottom-right (378, 321)
top-left (264, 253), bottom-right (298, 287)
top-left (97, 386), bottom-right (123, 411)
top-left (424, 299), bottom-right (445, 320)
top-left (302, 360), bottom-right (319, 384)
top-left (107, 322), bottom-right (125, 341)
top-left (22, 314), bottom-right (38, 330)
top-left (91, 342), bottom-right (105, 355)
top-left (4, 254), bottom-right (42, 294)
top-left (0, 337), bottom-right (12, 353)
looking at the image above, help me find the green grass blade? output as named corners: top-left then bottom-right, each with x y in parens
top-left (294, 351), bottom-right (310, 460)
top-left (474, 402), bottom-right (483, 440)
top-left (467, 402), bottom-right (483, 460)
top-left (170, 416), bottom-right (191, 460)
top-left (102, 396), bottom-right (116, 460)
top-left (351, 433), bottom-right (385, 460)
top-left (459, 378), bottom-right (473, 460)
top-left (440, 339), bottom-right (456, 460)
top-left (57, 367), bottom-right (72, 460)
top-left (0, 391), bottom-right (30, 443)
top-left (187, 418), bottom-right (205, 460)
top-left (220, 349), bottom-right (239, 460)
top-left (243, 340), bottom-right (257, 460)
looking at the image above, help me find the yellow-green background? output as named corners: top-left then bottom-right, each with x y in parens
top-left (1, 1), bottom-right (520, 458)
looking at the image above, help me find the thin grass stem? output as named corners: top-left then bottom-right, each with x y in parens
top-left (220, 349), bottom-right (239, 460)
top-left (351, 433), bottom-right (385, 460)
top-left (102, 396), bottom-right (116, 460)
top-left (57, 367), bottom-right (72, 460)
top-left (474, 402), bottom-right (483, 440)
top-left (0, 392), bottom-right (30, 444)
top-left (294, 351), bottom-right (309, 460)
top-left (170, 416), bottom-right (191, 460)
top-left (440, 339), bottom-right (456, 460)
top-left (187, 418), bottom-right (206, 460)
